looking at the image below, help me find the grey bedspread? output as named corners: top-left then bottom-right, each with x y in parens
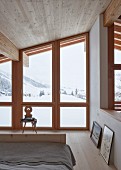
top-left (0, 142), bottom-right (76, 170)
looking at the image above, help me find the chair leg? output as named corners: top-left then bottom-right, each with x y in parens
top-left (22, 122), bottom-right (26, 133)
top-left (34, 122), bottom-right (37, 134)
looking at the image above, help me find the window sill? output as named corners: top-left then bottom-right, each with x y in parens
top-left (100, 109), bottom-right (121, 122)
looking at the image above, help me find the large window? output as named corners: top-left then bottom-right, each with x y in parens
top-left (0, 34), bottom-right (89, 130)
top-left (114, 22), bottom-right (121, 111)
top-left (59, 37), bottom-right (88, 128)
top-left (22, 35), bottom-right (89, 130)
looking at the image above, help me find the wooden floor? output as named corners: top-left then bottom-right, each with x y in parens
top-left (66, 131), bottom-right (116, 170)
top-left (0, 130), bottom-right (117, 170)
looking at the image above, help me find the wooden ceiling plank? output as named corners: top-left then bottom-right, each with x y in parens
top-left (114, 33), bottom-right (121, 40)
top-left (114, 39), bottom-right (121, 45)
top-left (114, 25), bottom-right (121, 32)
top-left (0, 32), bottom-right (19, 60)
top-left (0, 58), bottom-right (11, 64)
top-left (0, 0), bottom-right (111, 49)
top-left (0, 57), bottom-right (7, 60)
top-left (114, 45), bottom-right (121, 50)
top-left (104, 0), bottom-right (121, 27)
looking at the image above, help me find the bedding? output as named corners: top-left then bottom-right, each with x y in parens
top-left (0, 142), bottom-right (76, 170)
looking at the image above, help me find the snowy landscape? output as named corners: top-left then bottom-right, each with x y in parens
top-left (0, 68), bottom-right (120, 102)
top-left (0, 69), bottom-right (86, 102)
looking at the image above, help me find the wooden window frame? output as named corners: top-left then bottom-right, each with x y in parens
top-left (56, 34), bottom-right (89, 130)
top-left (108, 23), bottom-right (121, 111)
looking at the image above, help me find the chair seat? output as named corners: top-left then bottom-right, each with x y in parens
top-left (21, 117), bottom-right (37, 123)
top-left (20, 117), bottom-right (37, 133)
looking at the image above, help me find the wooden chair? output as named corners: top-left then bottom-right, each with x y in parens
top-left (20, 106), bottom-right (37, 133)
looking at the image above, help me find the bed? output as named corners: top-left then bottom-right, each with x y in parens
top-left (0, 134), bottom-right (76, 170)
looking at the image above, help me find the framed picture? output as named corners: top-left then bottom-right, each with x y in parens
top-left (100, 125), bottom-right (114, 165)
top-left (90, 121), bottom-right (102, 148)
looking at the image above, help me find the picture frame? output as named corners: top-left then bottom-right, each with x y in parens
top-left (90, 121), bottom-right (102, 148)
top-left (100, 125), bottom-right (114, 165)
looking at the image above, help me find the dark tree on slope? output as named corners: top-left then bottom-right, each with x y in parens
top-left (71, 91), bottom-right (74, 96)
top-left (75, 88), bottom-right (78, 95)
top-left (39, 90), bottom-right (45, 97)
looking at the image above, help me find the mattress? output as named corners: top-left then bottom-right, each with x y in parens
top-left (0, 142), bottom-right (76, 170)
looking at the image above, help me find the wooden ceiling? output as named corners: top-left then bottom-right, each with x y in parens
top-left (0, 0), bottom-right (111, 49)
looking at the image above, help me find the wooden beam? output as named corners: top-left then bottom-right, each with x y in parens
top-left (23, 52), bottom-right (29, 67)
top-left (104, 0), bottom-right (121, 27)
top-left (0, 32), bottom-right (19, 60)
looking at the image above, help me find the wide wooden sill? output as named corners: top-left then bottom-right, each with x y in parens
top-left (100, 109), bottom-right (121, 122)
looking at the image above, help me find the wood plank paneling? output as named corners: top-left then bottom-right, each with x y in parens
top-left (104, 0), bottom-right (121, 26)
top-left (114, 22), bottom-right (121, 50)
top-left (114, 39), bottom-right (121, 46)
top-left (0, 0), bottom-right (111, 49)
top-left (114, 33), bottom-right (121, 40)
top-left (0, 32), bottom-right (19, 60)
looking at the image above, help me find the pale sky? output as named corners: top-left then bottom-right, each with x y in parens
top-left (60, 42), bottom-right (86, 90)
top-left (24, 42), bottom-right (86, 90)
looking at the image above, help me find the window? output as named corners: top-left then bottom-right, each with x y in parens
top-left (23, 107), bottom-right (52, 127)
top-left (60, 40), bottom-right (86, 102)
top-left (60, 107), bottom-right (86, 127)
top-left (0, 107), bottom-right (12, 127)
top-left (22, 35), bottom-right (89, 130)
top-left (114, 22), bottom-right (121, 111)
top-left (23, 45), bottom-right (52, 102)
top-left (58, 36), bottom-right (88, 128)
top-left (0, 34), bottom-right (89, 130)
top-left (0, 61), bottom-right (12, 102)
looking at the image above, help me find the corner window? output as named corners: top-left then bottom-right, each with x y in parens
top-left (114, 22), bottom-right (121, 111)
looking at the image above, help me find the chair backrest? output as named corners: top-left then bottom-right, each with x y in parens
top-left (24, 106), bottom-right (32, 118)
